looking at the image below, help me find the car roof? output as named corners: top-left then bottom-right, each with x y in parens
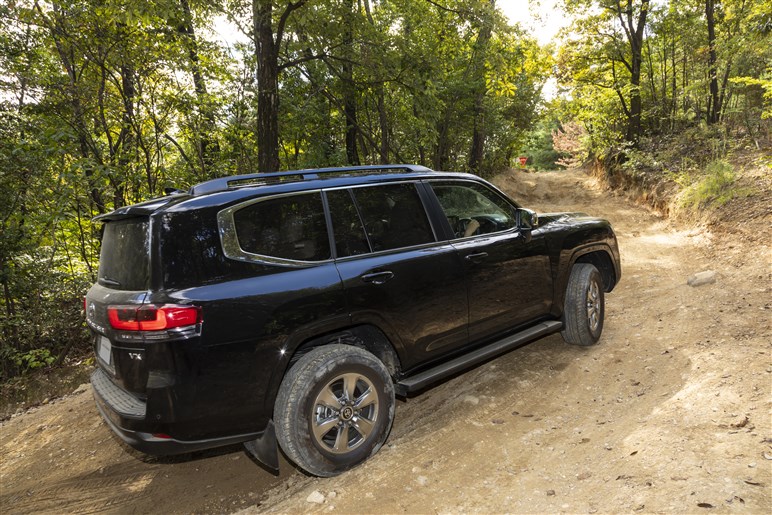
top-left (190, 164), bottom-right (445, 195)
top-left (96, 165), bottom-right (485, 220)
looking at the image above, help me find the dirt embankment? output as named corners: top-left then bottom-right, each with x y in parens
top-left (1, 168), bottom-right (770, 514)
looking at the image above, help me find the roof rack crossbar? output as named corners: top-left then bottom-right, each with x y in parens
top-left (189, 164), bottom-right (433, 195)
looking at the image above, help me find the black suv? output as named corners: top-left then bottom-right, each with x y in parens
top-left (85, 164), bottom-right (621, 477)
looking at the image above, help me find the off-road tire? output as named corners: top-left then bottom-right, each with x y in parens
top-left (274, 344), bottom-right (395, 477)
top-left (561, 263), bottom-right (605, 346)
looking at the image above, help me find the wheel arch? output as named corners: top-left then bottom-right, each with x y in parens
top-left (573, 248), bottom-right (618, 292)
top-left (551, 244), bottom-right (618, 320)
top-left (287, 324), bottom-right (402, 379)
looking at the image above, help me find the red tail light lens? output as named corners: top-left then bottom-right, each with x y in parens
top-left (107, 305), bottom-right (201, 331)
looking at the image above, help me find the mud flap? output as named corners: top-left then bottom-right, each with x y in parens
top-left (243, 419), bottom-right (279, 472)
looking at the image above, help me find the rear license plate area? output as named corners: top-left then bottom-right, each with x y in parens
top-left (98, 335), bottom-right (113, 366)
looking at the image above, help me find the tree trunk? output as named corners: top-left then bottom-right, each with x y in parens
top-left (614, 0), bottom-right (650, 145)
top-left (706, 0), bottom-right (720, 124)
top-left (468, 0), bottom-right (494, 173)
top-left (671, 35), bottom-right (677, 131)
top-left (254, 0), bottom-right (281, 172)
top-left (627, 53), bottom-right (643, 143)
top-left (252, 0), bottom-right (309, 172)
top-left (376, 84), bottom-right (389, 163)
top-left (342, 0), bottom-right (360, 165)
top-left (433, 112), bottom-right (452, 170)
top-left (114, 60), bottom-right (134, 209)
top-left (363, 0), bottom-right (390, 164)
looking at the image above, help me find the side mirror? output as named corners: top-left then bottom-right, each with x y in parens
top-left (517, 208), bottom-right (538, 231)
top-left (517, 208), bottom-right (537, 243)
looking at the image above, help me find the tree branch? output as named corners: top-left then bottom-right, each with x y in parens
top-left (279, 52), bottom-right (328, 71)
top-left (163, 133), bottom-right (198, 176)
top-left (276, 0), bottom-right (308, 49)
top-left (424, 0), bottom-right (469, 16)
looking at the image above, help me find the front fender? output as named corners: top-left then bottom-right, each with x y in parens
top-left (539, 214), bottom-right (621, 317)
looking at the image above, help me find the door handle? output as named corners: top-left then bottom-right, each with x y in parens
top-left (464, 252), bottom-right (488, 263)
top-left (361, 271), bottom-right (395, 284)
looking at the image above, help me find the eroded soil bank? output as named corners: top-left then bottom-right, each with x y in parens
top-left (1, 168), bottom-right (770, 514)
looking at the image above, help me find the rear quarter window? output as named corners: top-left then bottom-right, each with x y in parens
top-left (228, 192), bottom-right (331, 263)
top-left (160, 209), bottom-right (273, 289)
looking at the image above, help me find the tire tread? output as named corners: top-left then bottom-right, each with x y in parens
top-left (561, 263), bottom-right (604, 346)
top-left (274, 344), bottom-right (394, 477)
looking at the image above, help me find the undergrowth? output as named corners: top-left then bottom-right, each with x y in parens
top-left (674, 159), bottom-right (755, 210)
top-left (597, 125), bottom-right (765, 218)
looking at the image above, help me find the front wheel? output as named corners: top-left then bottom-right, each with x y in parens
top-left (561, 263), bottom-right (605, 346)
top-left (274, 344), bottom-right (395, 477)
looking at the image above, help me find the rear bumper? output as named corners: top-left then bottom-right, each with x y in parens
top-left (91, 369), bottom-right (260, 456)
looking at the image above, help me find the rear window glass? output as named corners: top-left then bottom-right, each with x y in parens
top-left (233, 193), bottom-right (330, 262)
top-left (98, 219), bottom-right (150, 290)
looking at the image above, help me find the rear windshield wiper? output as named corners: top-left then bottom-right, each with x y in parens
top-left (99, 276), bottom-right (122, 288)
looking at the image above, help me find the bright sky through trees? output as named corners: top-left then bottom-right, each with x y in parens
top-left (499, 0), bottom-right (568, 45)
top-left (213, 1), bottom-right (568, 49)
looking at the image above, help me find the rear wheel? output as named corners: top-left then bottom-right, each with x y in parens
top-left (274, 344), bottom-right (395, 477)
top-left (561, 263), bottom-right (604, 346)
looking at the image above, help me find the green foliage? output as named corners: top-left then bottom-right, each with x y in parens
top-left (518, 117), bottom-right (566, 171)
top-left (676, 159), bottom-right (751, 209)
top-left (12, 349), bottom-right (56, 371)
top-left (555, 0), bottom-right (771, 158)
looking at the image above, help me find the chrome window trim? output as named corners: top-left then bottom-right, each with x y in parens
top-left (217, 190), bottom-right (334, 267)
top-left (330, 239), bottom-right (450, 263)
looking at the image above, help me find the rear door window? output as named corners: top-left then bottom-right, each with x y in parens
top-left (232, 193), bottom-right (330, 262)
top-left (325, 189), bottom-right (371, 258)
top-left (350, 183), bottom-right (435, 252)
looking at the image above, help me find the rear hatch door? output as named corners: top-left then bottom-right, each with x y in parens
top-left (86, 216), bottom-right (152, 395)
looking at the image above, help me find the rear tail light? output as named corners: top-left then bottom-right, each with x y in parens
top-left (107, 305), bottom-right (202, 331)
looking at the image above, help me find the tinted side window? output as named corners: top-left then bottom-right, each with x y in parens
top-left (233, 193), bottom-right (330, 261)
top-left (352, 183), bottom-right (435, 251)
top-left (325, 189), bottom-right (371, 258)
top-left (430, 182), bottom-right (516, 238)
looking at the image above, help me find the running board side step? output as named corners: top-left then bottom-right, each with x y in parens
top-left (395, 320), bottom-right (563, 395)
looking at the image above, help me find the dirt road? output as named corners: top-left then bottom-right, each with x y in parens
top-left (2, 169), bottom-right (770, 514)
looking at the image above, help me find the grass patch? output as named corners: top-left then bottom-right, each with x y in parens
top-left (676, 159), bottom-right (754, 210)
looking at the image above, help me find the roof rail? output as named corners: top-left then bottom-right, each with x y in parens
top-left (189, 164), bottom-right (434, 196)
